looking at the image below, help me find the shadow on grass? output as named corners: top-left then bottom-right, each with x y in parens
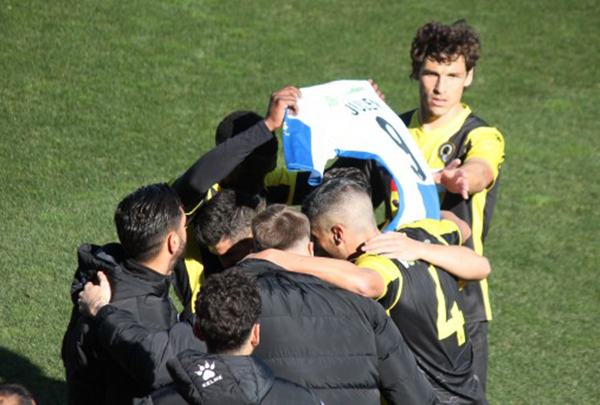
top-left (0, 347), bottom-right (66, 405)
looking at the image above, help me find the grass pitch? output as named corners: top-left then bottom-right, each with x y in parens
top-left (1, 0), bottom-right (599, 403)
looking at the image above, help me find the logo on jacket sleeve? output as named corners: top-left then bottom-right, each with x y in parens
top-left (195, 361), bottom-right (223, 388)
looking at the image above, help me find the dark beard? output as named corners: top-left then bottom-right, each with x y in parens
top-left (168, 241), bottom-right (186, 274)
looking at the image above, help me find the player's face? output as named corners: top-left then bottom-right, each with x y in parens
top-left (418, 56), bottom-right (473, 122)
top-left (310, 228), bottom-right (345, 260)
top-left (212, 236), bottom-right (254, 269)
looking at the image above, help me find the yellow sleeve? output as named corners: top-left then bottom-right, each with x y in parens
top-left (183, 223), bottom-right (206, 312)
top-left (355, 254), bottom-right (402, 312)
top-left (464, 127), bottom-right (505, 185)
top-left (398, 219), bottom-right (462, 246)
top-left (184, 257), bottom-right (204, 312)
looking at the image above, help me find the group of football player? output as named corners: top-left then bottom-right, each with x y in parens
top-left (61, 20), bottom-right (505, 405)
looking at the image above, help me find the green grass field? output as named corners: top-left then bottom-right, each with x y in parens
top-left (1, 0), bottom-right (599, 403)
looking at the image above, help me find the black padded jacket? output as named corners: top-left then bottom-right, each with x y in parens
top-left (146, 351), bottom-right (322, 404)
top-left (61, 243), bottom-right (202, 404)
top-left (237, 259), bottom-right (437, 405)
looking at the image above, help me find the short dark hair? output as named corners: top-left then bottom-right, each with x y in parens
top-left (194, 189), bottom-right (265, 247)
top-left (0, 383), bottom-right (35, 405)
top-left (252, 205), bottom-right (310, 252)
top-left (410, 20), bottom-right (481, 79)
top-left (114, 184), bottom-right (183, 262)
top-left (302, 177), bottom-right (368, 224)
top-left (322, 167), bottom-right (372, 197)
top-left (194, 269), bottom-right (261, 353)
top-left (215, 110), bottom-right (278, 157)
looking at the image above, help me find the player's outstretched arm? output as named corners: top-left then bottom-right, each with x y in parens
top-left (434, 158), bottom-right (494, 199)
top-left (362, 232), bottom-right (490, 281)
top-left (248, 249), bottom-right (386, 298)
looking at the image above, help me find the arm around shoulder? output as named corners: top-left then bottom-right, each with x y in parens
top-left (249, 249), bottom-right (386, 298)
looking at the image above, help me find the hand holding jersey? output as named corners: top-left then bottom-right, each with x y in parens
top-left (264, 86), bottom-right (302, 132)
top-left (283, 79), bottom-right (441, 230)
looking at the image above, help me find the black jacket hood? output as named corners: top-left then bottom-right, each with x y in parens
top-left (71, 243), bottom-right (170, 305)
top-left (168, 351), bottom-right (274, 404)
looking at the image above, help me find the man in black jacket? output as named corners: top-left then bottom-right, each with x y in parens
top-left (62, 184), bottom-right (204, 404)
top-left (241, 204), bottom-right (436, 405)
top-left (77, 267), bottom-right (321, 404)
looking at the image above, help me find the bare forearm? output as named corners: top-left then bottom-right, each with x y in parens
top-left (461, 158), bottom-right (494, 194)
top-left (260, 250), bottom-right (384, 298)
top-left (418, 244), bottom-right (490, 281)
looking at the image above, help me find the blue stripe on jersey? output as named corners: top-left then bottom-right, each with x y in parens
top-left (283, 114), bottom-right (316, 180)
top-left (418, 183), bottom-right (441, 221)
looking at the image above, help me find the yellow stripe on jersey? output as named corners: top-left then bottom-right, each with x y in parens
top-left (398, 219), bottom-right (462, 247)
top-left (183, 222), bottom-right (206, 311)
top-left (264, 167), bottom-right (299, 206)
top-left (355, 253), bottom-right (402, 313)
top-left (185, 183), bottom-right (222, 217)
top-left (464, 126), bottom-right (505, 189)
top-left (184, 257), bottom-right (204, 311)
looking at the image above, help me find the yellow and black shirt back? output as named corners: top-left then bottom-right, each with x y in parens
top-left (356, 219), bottom-right (486, 403)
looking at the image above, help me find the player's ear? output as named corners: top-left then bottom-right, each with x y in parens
top-left (166, 231), bottom-right (178, 255)
top-left (465, 68), bottom-right (474, 87)
top-left (250, 323), bottom-right (260, 347)
top-left (308, 241), bottom-right (314, 257)
top-left (331, 225), bottom-right (344, 246)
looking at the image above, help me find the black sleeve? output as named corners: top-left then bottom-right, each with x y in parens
top-left (370, 302), bottom-right (437, 405)
top-left (171, 120), bottom-right (274, 213)
top-left (95, 305), bottom-right (207, 390)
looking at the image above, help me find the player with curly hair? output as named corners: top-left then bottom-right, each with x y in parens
top-left (394, 21), bottom-right (505, 391)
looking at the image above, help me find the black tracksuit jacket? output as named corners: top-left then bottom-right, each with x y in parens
top-left (61, 243), bottom-right (203, 404)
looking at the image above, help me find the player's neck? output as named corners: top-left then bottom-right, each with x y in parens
top-left (418, 103), bottom-right (465, 131)
top-left (139, 252), bottom-right (172, 276)
top-left (351, 229), bottom-right (381, 259)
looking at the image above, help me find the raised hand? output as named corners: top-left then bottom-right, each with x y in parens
top-left (264, 86), bottom-right (302, 132)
